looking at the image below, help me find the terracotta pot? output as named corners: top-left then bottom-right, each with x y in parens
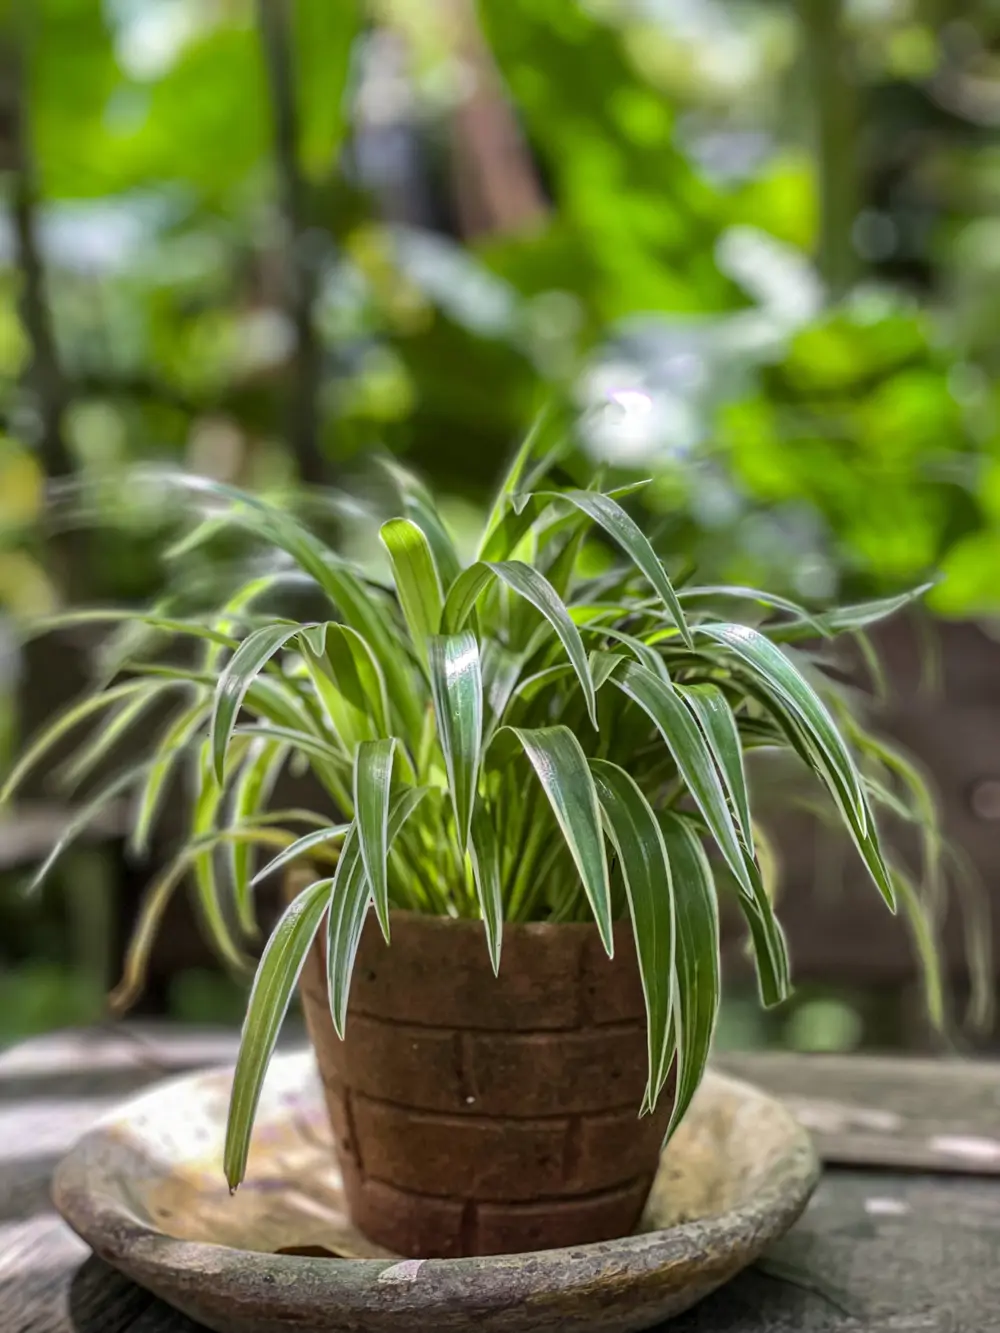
top-left (295, 908), bottom-right (671, 1259)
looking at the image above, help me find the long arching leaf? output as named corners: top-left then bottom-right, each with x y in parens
top-left (24, 761), bottom-right (150, 897)
top-left (380, 518), bottom-right (444, 663)
top-left (609, 662), bottom-right (755, 900)
top-left (353, 738), bottom-right (398, 940)
top-left (132, 699), bottom-right (209, 855)
top-left (211, 623), bottom-right (305, 782)
top-left (505, 725), bottom-right (612, 955)
top-left (250, 821), bottom-right (351, 887)
top-left (659, 812), bottom-right (720, 1138)
top-left (428, 633), bottom-right (482, 852)
top-left (532, 489), bottom-right (692, 648)
top-left (590, 760), bottom-right (674, 1106)
top-left (699, 623), bottom-right (867, 830)
top-left (1, 680), bottom-right (162, 806)
top-left (443, 560), bottom-right (597, 728)
top-left (678, 684), bottom-right (753, 852)
top-left (229, 740), bottom-right (288, 935)
top-left (224, 875), bottom-right (334, 1189)
top-left (327, 787), bottom-right (429, 1036)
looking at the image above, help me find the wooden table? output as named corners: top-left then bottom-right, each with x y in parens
top-left (3, 1027), bottom-right (1000, 1333)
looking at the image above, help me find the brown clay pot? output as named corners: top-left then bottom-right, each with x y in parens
top-left (296, 909), bottom-right (671, 1259)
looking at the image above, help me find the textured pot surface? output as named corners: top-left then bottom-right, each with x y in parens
top-left (298, 911), bottom-right (671, 1259)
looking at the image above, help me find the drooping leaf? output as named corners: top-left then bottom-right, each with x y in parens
top-left (56, 684), bottom-right (172, 793)
top-left (428, 633), bottom-right (483, 852)
top-left (591, 760), bottom-right (674, 1105)
top-left (211, 623), bottom-right (305, 782)
top-left (677, 585), bottom-right (827, 637)
top-left (678, 684), bottom-right (753, 853)
top-left (353, 738), bottom-right (398, 940)
top-left (0, 680), bottom-right (163, 806)
top-left (191, 741), bottom-right (253, 973)
top-left (443, 560), bottom-right (597, 727)
top-left (229, 740), bottom-right (288, 935)
top-left (250, 821), bottom-right (351, 886)
top-left (659, 812), bottom-right (720, 1138)
top-left (610, 662), bottom-right (755, 900)
top-left (892, 870), bottom-right (945, 1031)
top-left (768, 584), bottom-right (934, 644)
top-left (532, 489), bottom-right (692, 647)
top-left (224, 875), bottom-right (334, 1189)
top-left (23, 762), bottom-right (151, 897)
top-left (327, 787), bottom-right (429, 1036)
top-left (505, 725), bottom-right (613, 955)
top-left (737, 664), bottom-right (895, 909)
top-left (735, 860), bottom-right (791, 1007)
top-left (132, 699), bottom-right (209, 855)
top-left (700, 623), bottom-right (868, 831)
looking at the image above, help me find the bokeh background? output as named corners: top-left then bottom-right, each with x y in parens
top-left (3, 0), bottom-right (1000, 1052)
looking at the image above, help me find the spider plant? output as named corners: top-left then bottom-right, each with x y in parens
top-left (3, 434), bottom-right (940, 1192)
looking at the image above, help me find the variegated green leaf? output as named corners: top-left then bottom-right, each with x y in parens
top-left (610, 662), bottom-right (755, 901)
top-left (211, 623), bottom-right (305, 782)
top-left (659, 812), bottom-right (720, 1137)
top-left (327, 787), bottom-right (429, 1036)
top-left (428, 633), bottom-right (482, 852)
top-left (591, 760), bottom-right (674, 1105)
top-left (380, 518), bottom-right (444, 662)
top-left (532, 489), bottom-right (692, 648)
top-left (469, 802), bottom-right (503, 974)
top-left (353, 738), bottom-right (398, 940)
top-left (224, 875), bottom-right (334, 1188)
top-left (443, 560), bottom-right (597, 727)
top-left (229, 740), bottom-right (288, 935)
top-left (505, 725), bottom-right (612, 955)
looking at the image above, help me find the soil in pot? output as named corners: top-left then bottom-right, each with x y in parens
top-left (296, 909), bottom-right (672, 1259)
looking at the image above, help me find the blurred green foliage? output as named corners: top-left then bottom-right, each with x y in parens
top-left (3, 0), bottom-right (1000, 1038)
top-left (3, 0), bottom-right (1000, 617)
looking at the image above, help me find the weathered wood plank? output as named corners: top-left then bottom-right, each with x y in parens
top-left (718, 1050), bottom-right (1000, 1174)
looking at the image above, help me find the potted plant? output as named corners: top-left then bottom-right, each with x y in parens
top-left (4, 437), bottom-right (936, 1259)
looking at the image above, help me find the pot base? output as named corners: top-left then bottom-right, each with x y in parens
top-left (53, 1049), bottom-right (819, 1333)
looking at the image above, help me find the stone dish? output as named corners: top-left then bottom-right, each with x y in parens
top-left (53, 1050), bottom-right (819, 1333)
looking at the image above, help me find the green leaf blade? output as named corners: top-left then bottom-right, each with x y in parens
top-left (354, 738), bottom-right (398, 941)
top-left (224, 876), bottom-right (333, 1189)
top-left (537, 489), bottom-right (692, 648)
top-left (590, 760), bottom-right (674, 1105)
top-left (211, 623), bottom-right (303, 783)
top-left (678, 684), bottom-right (754, 853)
top-left (380, 518), bottom-right (444, 662)
top-left (428, 633), bottom-right (483, 853)
top-left (699, 623), bottom-right (867, 831)
top-left (507, 724), bottom-right (613, 955)
top-left (659, 812), bottom-right (721, 1138)
top-left (469, 803), bottom-right (504, 974)
top-left (611, 662), bottom-right (754, 900)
